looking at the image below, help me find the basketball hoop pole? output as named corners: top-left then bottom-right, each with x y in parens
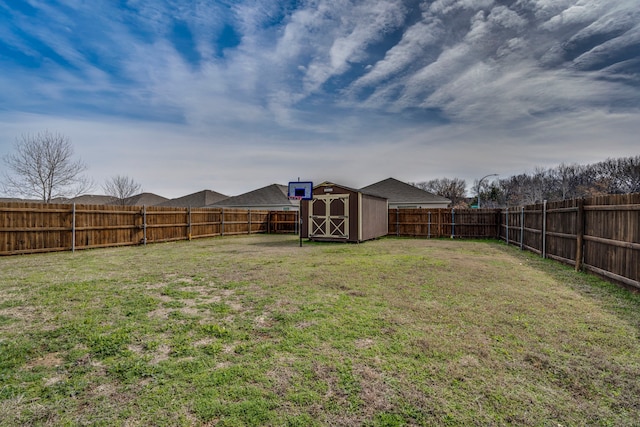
top-left (298, 200), bottom-right (302, 247)
top-left (287, 196), bottom-right (303, 247)
top-left (288, 181), bottom-right (313, 248)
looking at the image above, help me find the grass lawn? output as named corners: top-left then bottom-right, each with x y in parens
top-left (1, 235), bottom-right (639, 426)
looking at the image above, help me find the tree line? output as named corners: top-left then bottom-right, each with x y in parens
top-left (413, 156), bottom-right (640, 208)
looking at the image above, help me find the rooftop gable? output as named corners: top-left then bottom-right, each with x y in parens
top-left (360, 178), bottom-right (451, 204)
top-left (111, 192), bottom-right (169, 206)
top-left (156, 190), bottom-right (228, 207)
top-left (209, 184), bottom-right (296, 208)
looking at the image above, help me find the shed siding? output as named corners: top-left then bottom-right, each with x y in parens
top-left (360, 194), bottom-right (388, 241)
top-left (301, 182), bottom-right (387, 243)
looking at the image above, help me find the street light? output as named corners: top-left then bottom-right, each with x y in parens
top-left (477, 173), bottom-right (498, 209)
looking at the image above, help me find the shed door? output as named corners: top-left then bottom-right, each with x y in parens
top-left (309, 195), bottom-right (349, 239)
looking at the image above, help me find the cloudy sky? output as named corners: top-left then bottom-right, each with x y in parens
top-left (1, 0), bottom-right (639, 198)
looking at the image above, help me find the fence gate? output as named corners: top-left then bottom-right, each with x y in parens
top-left (309, 194), bottom-right (349, 240)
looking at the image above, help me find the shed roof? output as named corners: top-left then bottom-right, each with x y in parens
top-left (209, 184), bottom-right (297, 208)
top-left (360, 178), bottom-right (451, 205)
top-left (314, 181), bottom-right (387, 199)
top-left (156, 190), bottom-right (228, 207)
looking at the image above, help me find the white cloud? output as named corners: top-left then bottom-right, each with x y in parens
top-left (429, 0), bottom-right (495, 15)
top-left (2, 0), bottom-right (640, 200)
top-left (348, 19), bottom-right (444, 91)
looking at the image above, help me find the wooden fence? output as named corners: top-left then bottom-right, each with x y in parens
top-left (500, 193), bottom-right (640, 290)
top-left (2, 195), bottom-right (638, 290)
top-left (0, 202), bottom-right (298, 255)
top-left (387, 195), bottom-right (639, 290)
top-left (389, 208), bottom-right (500, 239)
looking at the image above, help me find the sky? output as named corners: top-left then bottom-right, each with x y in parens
top-left (1, 0), bottom-right (639, 199)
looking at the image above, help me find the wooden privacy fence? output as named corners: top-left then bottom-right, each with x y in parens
top-left (2, 196), bottom-right (638, 290)
top-left (500, 193), bottom-right (640, 290)
top-left (389, 208), bottom-right (500, 239)
top-left (0, 202), bottom-right (298, 255)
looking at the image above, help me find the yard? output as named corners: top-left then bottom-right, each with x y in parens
top-left (1, 235), bottom-right (639, 426)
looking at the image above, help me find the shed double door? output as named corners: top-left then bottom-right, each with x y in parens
top-left (309, 194), bottom-right (349, 240)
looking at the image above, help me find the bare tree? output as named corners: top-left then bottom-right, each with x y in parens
top-left (595, 156), bottom-right (640, 194)
top-left (102, 175), bottom-right (142, 205)
top-left (1, 131), bottom-right (92, 203)
top-left (412, 178), bottom-right (468, 207)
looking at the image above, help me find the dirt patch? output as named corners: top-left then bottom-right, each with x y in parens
top-left (254, 314), bottom-right (272, 328)
top-left (354, 338), bottom-right (375, 349)
top-left (148, 307), bottom-right (171, 319)
top-left (26, 352), bottom-right (64, 369)
top-left (150, 344), bottom-right (171, 365)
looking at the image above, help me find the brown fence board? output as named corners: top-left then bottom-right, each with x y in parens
top-left (389, 208), bottom-right (499, 238)
top-left (582, 194), bottom-right (640, 288)
top-left (500, 194), bottom-right (640, 290)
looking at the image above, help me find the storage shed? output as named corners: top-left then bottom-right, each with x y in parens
top-left (300, 182), bottom-right (388, 243)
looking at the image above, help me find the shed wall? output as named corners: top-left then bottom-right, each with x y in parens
top-left (360, 194), bottom-right (389, 241)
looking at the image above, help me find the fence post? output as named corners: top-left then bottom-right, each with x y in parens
top-left (72, 203), bottom-right (76, 253)
top-left (248, 209), bottom-right (252, 235)
top-left (505, 207), bottom-right (509, 245)
top-left (542, 200), bottom-right (547, 259)
top-left (520, 207), bottom-right (524, 250)
top-left (221, 208), bottom-right (225, 236)
top-left (575, 199), bottom-right (584, 271)
top-left (142, 205), bottom-right (147, 245)
top-left (451, 208), bottom-right (455, 238)
top-left (396, 208), bottom-right (399, 237)
top-left (188, 207), bottom-right (192, 241)
top-left (428, 211), bottom-right (431, 238)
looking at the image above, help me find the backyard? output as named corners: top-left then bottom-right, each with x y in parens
top-left (1, 235), bottom-right (639, 426)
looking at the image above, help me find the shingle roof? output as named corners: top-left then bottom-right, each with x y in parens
top-left (112, 192), bottom-right (169, 206)
top-left (156, 190), bottom-right (228, 207)
top-left (360, 178), bottom-right (451, 205)
top-left (209, 184), bottom-right (296, 208)
top-left (0, 197), bottom-right (30, 203)
top-left (66, 195), bottom-right (118, 205)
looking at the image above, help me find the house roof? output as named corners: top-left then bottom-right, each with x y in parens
top-left (0, 197), bottom-right (30, 203)
top-left (209, 184), bottom-right (297, 208)
top-left (156, 190), bottom-right (228, 207)
top-left (112, 192), bottom-right (169, 206)
top-left (66, 195), bottom-right (118, 205)
top-left (360, 178), bottom-right (451, 205)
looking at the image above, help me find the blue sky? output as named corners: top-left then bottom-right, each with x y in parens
top-left (1, 0), bottom-right (639, 198)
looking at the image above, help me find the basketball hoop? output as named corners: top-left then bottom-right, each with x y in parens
top-left (288, 195), bottom-right (303, 201)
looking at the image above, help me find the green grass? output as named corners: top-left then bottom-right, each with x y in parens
top-left (1, 235), bottom-right (639, 426)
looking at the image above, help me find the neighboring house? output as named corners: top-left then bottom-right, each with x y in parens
top-left (156, 190), bottom-right (229, 208)
top-left (1, 197), bottom-right (71, 203)
top-left (209, 184), bottom-right (299, 211)
top-left (0, 198), bottom-right (29, 203)
top-left (361, 177), bottom-right (451, 209)
top-left (65, 195), bottom-right (118, 205)
top-left (111, 192), bottom-right (169, 206)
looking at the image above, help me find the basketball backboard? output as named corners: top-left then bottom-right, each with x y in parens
top-left (288, 181), bottom-right (313, 200)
